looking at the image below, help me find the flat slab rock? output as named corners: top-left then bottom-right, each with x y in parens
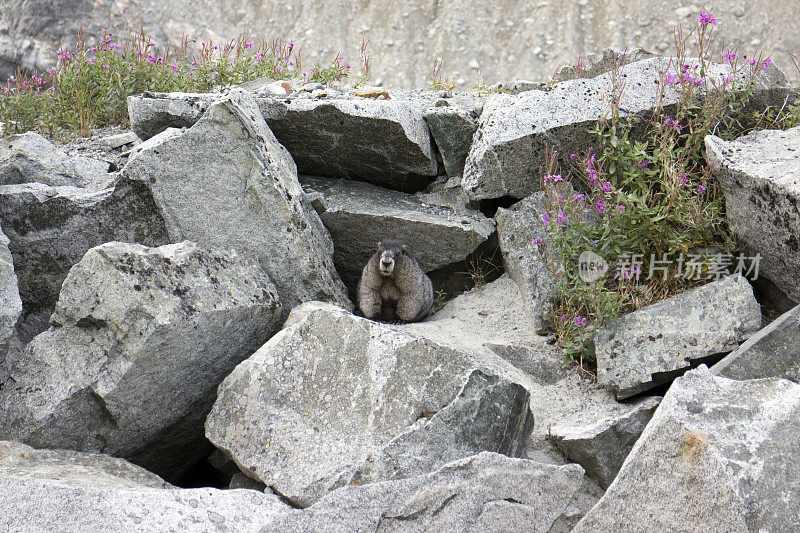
top-left (0, 178), bottom-right (169, 340)
top-left (0, 241), bottom-right (283, 479)
top-left (422, 95), bottom-right (483, 178)
top-left (128, 91), bottom-right (439, 192)
top-left (712, 303), bottom-right (800, 383)
top-left (463, 56), bottom-right (789, 200)
top-left (123, 88), bottom-right (350, 312)
top-left (706, 126), bottom-right (800, 303)
top-left (301, 175), bottom-right (494, 291)
top-left (206, 301), bottom-right (534, 507)
top-left (0, 131), bottom-right (113, 188)
top-left (595, 274), bottom-right (762, 399)
top-left (265, 452), bottom-right (584, 533)
top-left (0, 441), bottom-right (288, 533)
top-left (574, 366), bottom-right (800, 532)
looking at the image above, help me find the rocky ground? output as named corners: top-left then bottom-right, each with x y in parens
top-left (0, 53), bottom-right (799, 532)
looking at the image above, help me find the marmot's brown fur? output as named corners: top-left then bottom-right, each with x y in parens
top-left (358, 239), bottom-right (433, 323)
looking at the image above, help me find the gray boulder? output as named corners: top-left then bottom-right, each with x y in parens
top-left (258, 96), bottom-right (439, 191)
top-left (712, 304), bottom-right (800, 383)
top-left (206, 301), bottom-right (534, 506)
top-left (301, 175), bottom-right (494, 291)
top-left (553, 47), bottom-right (656, 82)
top-left (495, 186), bottom-right (594, 330)
top-left (265, 452), bottom-right (584, 532)
top-left (550, 396), bottom-right (661, 488)
top-left (574, 366), bottom-right (800, 532)
top-left (423, 96), bottom-right (483, 178)
top-left (706, 127), bottom-right (800, 303)
top-left (127, 92), bottom-right (216, 141)
top-left (0, 241), bottom-right (283, 479)
top-left (128, 91), bottom-right (439, 192)
top-left (0, 441), bottom-right (288, 533)
top-left (464, 56), bottom-right (790, 200)
top-left (0, 223), bottom-right (21, 362)
top-left (123, 89), bottom-right (350, 313)
top-left (0, 178), bottom-right (169, 341)
top-left (595, 274), bottom-right (762, 399)
top-left (0, 132), bottom-right (112, 188)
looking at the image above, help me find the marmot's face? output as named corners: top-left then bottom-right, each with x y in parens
top-left (379, 249), bottom-right (397, 277)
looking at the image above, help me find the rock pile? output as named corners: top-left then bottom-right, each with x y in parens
top-left (0, 53), bottom-right (797, 531)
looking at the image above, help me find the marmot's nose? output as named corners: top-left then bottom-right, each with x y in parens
top-left (381, 260), bottom-right (391, 267)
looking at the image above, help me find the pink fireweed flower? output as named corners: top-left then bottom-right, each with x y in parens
top-left (698, 184), bottom-right (707, 192)
top-left (170, 62), bottom-right (178, 71)
top-left (532, 237), bottom-right (543, 246)
top-left (545, 174), bottom-right (563, 182)
top-left (88, 57), bottom-right (95, 64)
top-left (763, 58), bottom-right (774, 69)
top-left (245, 41), bottom-right (254, 49)
top-left (560, 314), bottom-right (567, 321)
top-left (574, 193), bottom-right (585, 202)
top-left (602, 182), bottom-right (611, 193)
top-left (541, 212), bottom-right (551, 226)
top-left (57, 48), bottom-right (72, 60)
top-left (617, 205), bottom-right (625, 213)
top-left (697, 11), bottom-right (717, 26)
top-left (570, 153), bottom-right (577, 159)
top-left (102, 64), bottom-right (109, 71)
top-left (147, 53), bottom-right (156, 63)
top-left (594, 198), bottom-right (606, 214)
top-left (749, 58), bottom-right (758, 66)
top-left (664, 118), bottom-right (682, 132)
top-left (662, 72), bottom-right (679, 85)
top-left (556, 209), bottom-right (569, 225)
top-left (722, 50), bottom-right (737, 63)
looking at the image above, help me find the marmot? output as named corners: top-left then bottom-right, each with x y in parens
top-left (358, 239), bottom-right (433, 323)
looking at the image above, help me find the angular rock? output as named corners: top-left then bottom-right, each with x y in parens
top-left (0, 441), bottom-right (288, 532)
top-left (0, 440), bottom-right (171, 490)
top-left (123, 89), bottom-right (350, 312)
top-left (464, 56), bottom-right (790, 200)
top-left (495, 186), bottom-right (593, 330)
top-left (128, 91), bottom-right (439, 191)
top-left (265, 452), bottom-right (584, 532)
top-left (574, 366), bottom-right (800, 532)
top-left (257, 96), bottom-right (438, 191)
top-left (301, 175), bottom-right (494, 291)
top-left (0, 241), bottom-right (283, 479)
top-left (550, 396), bottom-right (661, 488)
top-left (0, 179), bottom-right (169, 340)
top-left (553, 47), bottom-right (656, 82)
top-left (0, 223), bottom-right (21, 361)
top-left (423, 97), bottom-right (481, 178)
top-left (706, 127), bottom-right (800, 303)
top-left (0, 131), bottom-right (112, 188)
top-left (206, 301), bottom-right (534, 506)
top-left (712, 304), bottom-right (800, 383)
top-left (127, 92), bottom-right (216, 141)
top-left (595, 274), bottom-right (762, 399)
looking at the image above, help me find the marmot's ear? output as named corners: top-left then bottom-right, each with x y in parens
top-left (402, 245), bottom-right (407, 252)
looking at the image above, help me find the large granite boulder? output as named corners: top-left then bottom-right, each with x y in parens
top-left (0, 241), bottom-right (283, 479)
top-left (301, 175), bottom-right (494, 291)
top-left (549, 396), bottom-right (661, 489)
top-left (464, 56), bottom-right (789, 200)
top-left (128, 91), bottom-right (439, 192)
top-left (574, 366), bottom-right (800, 532)
top-left (206, 301), bottom-right (533, 506)
top-left (0, 441), bottom-right (288, 532)
top-left (495, 186), bottom-right (595, 330)
top-left (595, 274), bottom-right (762, 399)
top-left (257, 96), bottom-right (438, 191)
top-left (265, 452), bottom-right (584, 532)
top-left (0, 132), bottom-right (112, 188)
top-left (0, 223), bottom-right (21, 363)
top-left (123, 89), bottom-right (350, 313)
top-left (706, 126), bottom-right (800, 303)
top-left (712, 304), bottom-right (800, 383)
top-left (0, 178), bottom-right (169, 340)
